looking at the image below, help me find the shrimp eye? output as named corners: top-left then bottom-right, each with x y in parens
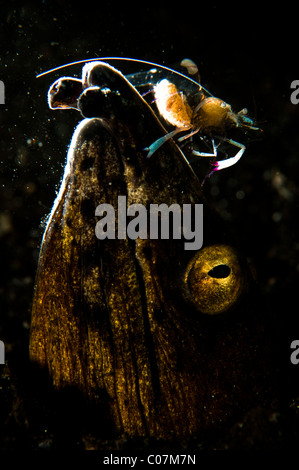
top-left (48, 77), bottom-right (83, 109)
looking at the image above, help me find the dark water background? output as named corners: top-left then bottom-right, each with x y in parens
top-left (1, 1), bottom-right (299, 451)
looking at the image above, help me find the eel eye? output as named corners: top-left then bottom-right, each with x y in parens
top-left (183, 244), bottom-right (247, 315)
top-left (208, 264), bottom-right (231, 279)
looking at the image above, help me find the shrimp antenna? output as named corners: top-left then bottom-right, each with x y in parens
top-left (36, 56), bottom-right (214, 96)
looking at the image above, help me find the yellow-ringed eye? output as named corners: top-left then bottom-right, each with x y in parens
top-left (182, 244), bottom-right (247, 315)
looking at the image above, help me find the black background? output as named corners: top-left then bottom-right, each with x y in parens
top-left (1, 0), bottom-right (299, 450)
